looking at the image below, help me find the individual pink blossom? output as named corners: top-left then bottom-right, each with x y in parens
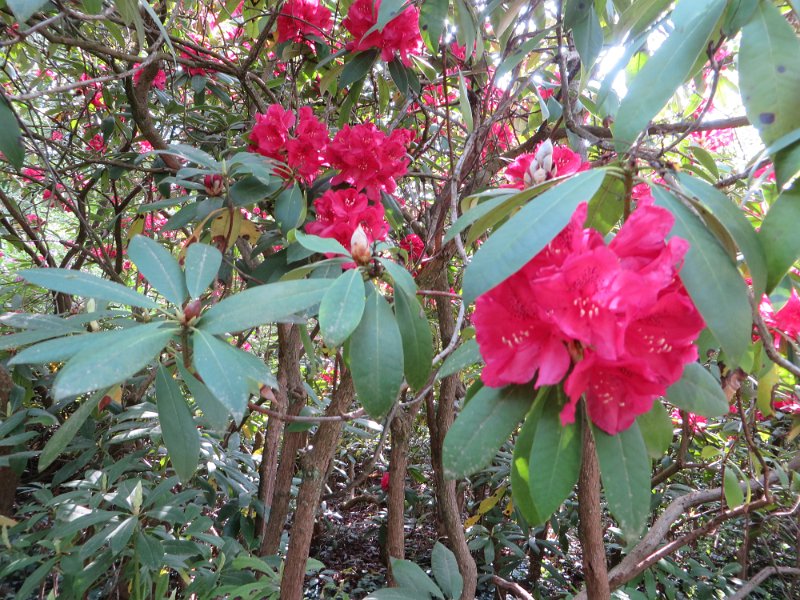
top-left (774, 288), bottom-right (800, 340)
top-left (276, 0), bottom-right (332, 45)
top-left (326, 123), bottom-right (412, 200)
top-left (473, 202), bottom-right (704, 435)
top-left (380, 471), bottom-right (390, 491)
top-left (343, 0), bottom-right (422, 66)
top-left (754, 163), bottom-right (776, 183)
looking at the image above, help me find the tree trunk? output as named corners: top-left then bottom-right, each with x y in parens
top-left (279, 370), bottom-right (355, 600)
top-left (578, 421), bottom-right (610, 600)
top-left (257, 325), bottom-right (301, 546)
top-left (385, 402), bottom-right (419, 584)
top-left (426, 292), bottom-right (478, 600)
top-left (260, 325), bottom-right (308, 556)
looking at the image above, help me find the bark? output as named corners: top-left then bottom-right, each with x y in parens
top-left (279, 371), bottom-right (355, 600)
top-left (426, 290), bottom-right (477, 600)
top-left (385, 403), bottom-right (419, 584)
top-left (0, 365), bottom-right (19, 516)
top-left (260, 327), bottom-right (308, 556)
top-left (256, 324), bottom-right (300, 546)
top-left (577, 423), bottom-right (610, 600)
top-left (728, 566), bottom-right (800, 600)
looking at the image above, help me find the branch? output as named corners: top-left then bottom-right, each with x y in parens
top-left (492, 575), bottom-right (534, 600)
top-left (728, 566), bottom-right (800, 600)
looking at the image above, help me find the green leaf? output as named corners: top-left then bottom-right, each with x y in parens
top-left (431, 541), bottom-right (463, 599)
top-left (378, 257), bottom-right (418, 298)
top-left (8, 326), bottom-right (139, 365)
top-left (738, 1), bottom-right (800, 148)
top-left (52, 323), bottom-right (177, 400)
top-left (176, 362), bottom-right (229, 432)
top-left (128, 235), bottom-right (187, 306)
top-left (759, 188), bottom-right (800, 293)
top-left (319, 269), bottom-right (366, 347)
top-left (229, 176), bottom-right (273, 206)
top-left (394, 285), bottom-right (433, 389)
top-left (108, 516), bottom-right (137, 556)
top-left (613, 0), bottom-right (671, 40)
top-left (566, 0), bottom-right (604, 72)
top-left (613, 0), bottom-right (726, 150)
top-left (184, 243), bottom-right (222, 298)
top-left (7, 0), bottom-right (49, 23)
top-left (443, 385), bottom-right (533, 479)
top-left (723, 467), bottom-right (744, 508)
top-left (339, 49), bottom-right (379, 90)
top-left (156, 365), bottom-right (200, 483)
top-left (677, 174), bottom-right (767, 298)
top-left (19, 268), bottom-right (159, 309)
top-left (136, 532), bottom-right (165, 570)
top-left (494, 32), bottom-right (549, 83)
top-left (419, 0), bottom-right (448, 53)
top-left (653, 187), bottom-right (751, 367)
top-left (458, 72), bottom-right (473, 132)
top-left (666, 362), bottom-right (729, 417)
top-left (445, 195), bottom-right (513, 245)
top-left (390, 558), bottom-right (444, 599)
top-left (529, 395), bottom-right (581, 521)
top-left (0, 99), bottom-right (24, 169)
top-left (198, 278), bottom-right (331, 334)
top-left (274, 184), bottom-right (307, 234)
top-left (192, 329), bottom-right (261, 422)
top-left (463, 169), bottom-right (606, 302)
top-left (349, 286), bottom-right (405, 418)
top-left (294, 231), bottom-right (350, 257)
top-left (437, 338), bottom-right (482, 380)
top-left (636, 401), bottom-right (674, 459)
top-left (38, 390), bottom-right (103, 471)
top-left (594, 422), bottom-right (651, 540)
top-left (388, 58), bottom-right (410, 96)
top-left (585, 172), bottom-right (625, 235)
top-left (511, 400), bottom-right (544, 526)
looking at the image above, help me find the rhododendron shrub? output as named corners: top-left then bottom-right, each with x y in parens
top-left (473, 201), bottom-right (705, 435)
top-left (305, 188), bottom-right (389, 248)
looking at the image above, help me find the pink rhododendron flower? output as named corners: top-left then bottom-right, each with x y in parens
top-left (380, 471), bottom-right (390, 491)
top-left (754, 163), bottom-right (776, 183)
top-left (774, 288), bottom-right (800, 340)
top-left (343, 0), bottom-right (422, 66)
top-left (276, 0), bottom-right (332, 45)
top-left (249, 104), bottom-right (329, 184)
top-left (326, 123), bottom-right (413, 200)
top-left (503, 142), bottom-right (589, 189)
top-left (87, 134), bottom-right (105, 152)
top-left (305, 188), bottom-right (389, 250)
top-left (473, 202), bottom-right (704, 435)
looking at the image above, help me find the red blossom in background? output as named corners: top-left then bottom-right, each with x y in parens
top-left (670, 408), bottom-right (708, 432)
top-left (343, 0), bottom-right (422, 66)
top-left (326, 123), bottom-right (413, 200)
top-left (774, 288), bottom-right (800, 340)
top-left (380, 471), bottom-right (390, 491)
top-left (305, 188), bottom-right (389, 249)
top-left (473, 202), bottom-right (704, 435)
top-left (133, 64), bottom-right (167, 90)
top-left (399, 233), bottom-right (425, 263)
top-left (87, 134), bottom-right (105, 153)
top-left (276, 0), bottom-right (332, 45)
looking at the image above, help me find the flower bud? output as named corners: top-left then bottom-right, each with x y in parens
top-left (350, 225), bottom-right (372, 266)
top-left (183, 298), bottom-right (203, 322)
top-left (204, 174), bottom-right (225, 196)
top-left (524, 166), bottom-right (548, 187)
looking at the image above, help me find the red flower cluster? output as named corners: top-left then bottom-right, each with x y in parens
top-left (760, 287), bottom-right (800, 346)
top-left (504, 141), bottom-right (589, 189)
top-left (473, 201), bottom-right (705, 435)
top-left (305, 188), bottom-right (389, 249)
top-left (343, 0), bottom-right (422, 66)
top-left (276, 0), bottom-right (332, 45)
top-left (249, 104), bottom-right (329, 184)
top-left (326, 123), bottom-right (413, 200)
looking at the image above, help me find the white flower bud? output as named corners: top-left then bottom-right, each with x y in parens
top-left (350, 225), bottom-right (371, 265)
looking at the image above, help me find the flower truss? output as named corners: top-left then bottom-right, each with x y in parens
top-left (473, 200), bottom-right (705, 435)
